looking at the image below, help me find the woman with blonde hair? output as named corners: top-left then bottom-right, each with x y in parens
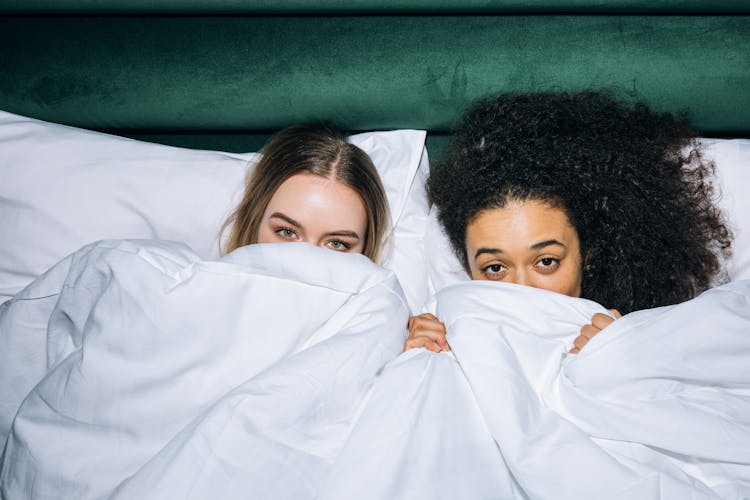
top-left (223, 123), bottom-right (390, 263)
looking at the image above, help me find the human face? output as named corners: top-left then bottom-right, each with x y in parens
top-left (257, 173), bottom-right (367, 254)
top-left (465, 199), bottom-right (582, 297)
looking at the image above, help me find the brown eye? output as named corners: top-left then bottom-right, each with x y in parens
top-left (536, 257), bottom-right (560, 272)
top-left (480, 263), bottom-right (507, 280)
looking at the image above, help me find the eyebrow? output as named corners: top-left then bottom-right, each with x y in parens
top-left (269, 212), bottom-right (361, 240)
top-left (269, 212), bottom-right (301, 228)
top-left (530, 239), bottom-right (566, 251)
top-left (474, 239), bottom-right (566, 259)
top-left (324, 230), bottom-right (361, 239)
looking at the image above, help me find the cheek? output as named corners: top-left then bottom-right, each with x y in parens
top-left (570, 270), bottom-right (582, 297)
top-left (536, 275), bottom-right (574, 297)
top-left (570, 274), bottom-right (583, 297)
top-left (557, 264), bottom-right (582, 297)
top-left (468, 263), bottom-right (483, 280)
top-left (352, 239), bottom-right (366, 254)
top-left (464, 245), bottom-right (478, 278)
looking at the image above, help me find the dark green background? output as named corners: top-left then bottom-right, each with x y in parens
top-left (2, 1), bottom-right (750, 13)
top-left (1, 3), bottom-right (748, 156)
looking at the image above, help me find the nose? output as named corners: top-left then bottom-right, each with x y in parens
top-left (509, 270), bottom-right (532, 288)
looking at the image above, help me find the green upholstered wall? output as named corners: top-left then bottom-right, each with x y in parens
top-left (2, 1), bottom-right (750, 13)
top-left (1, 4), bottom-right (748, 156)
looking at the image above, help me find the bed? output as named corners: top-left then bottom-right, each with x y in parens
top-left (1, 2), bottom-right (750, 499)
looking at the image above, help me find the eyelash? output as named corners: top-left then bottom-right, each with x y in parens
top-left (275, 227), bottom-right (298, 239)
top-left (327, 240), bottom-right (351, 250)
top-left (275, 227), bottom-right (352, 251)
top-left (536, 257), bottom-right (560, 272)
top-left (480, 257), bottom-right (561, 279)
top-left (481, 263), bottom-right (507, 280)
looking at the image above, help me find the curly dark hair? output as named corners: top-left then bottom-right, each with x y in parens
top-left (429, 91), bottom-right (732, 314)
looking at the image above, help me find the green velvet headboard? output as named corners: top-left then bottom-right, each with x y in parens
top-left (1, 1), bottom-right (749, 158)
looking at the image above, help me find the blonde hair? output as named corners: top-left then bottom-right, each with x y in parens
top-left (222, 124), bottom-right (389, 262)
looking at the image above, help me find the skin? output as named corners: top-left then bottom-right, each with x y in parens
top-left (257, 173), bottom-right (367, 254)
top-left (405, 199), bottom-right (619, 353)
top-left (465, 200), bottom-right (582, 296)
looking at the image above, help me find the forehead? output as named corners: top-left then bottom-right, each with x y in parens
top-left (266, 173), bottom-right (367, 229)
top-left (466, 200), bottom-right (578, 248)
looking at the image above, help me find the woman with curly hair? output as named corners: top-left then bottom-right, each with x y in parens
top-left (406, 91), bottom-right (732, 353)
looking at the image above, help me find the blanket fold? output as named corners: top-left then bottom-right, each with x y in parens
top-left (1, 242), bottom-right (748, 499)
top-left (0, 240), bottom-right (409, 500)
top-left (318, 281), bottom-right (750, 500)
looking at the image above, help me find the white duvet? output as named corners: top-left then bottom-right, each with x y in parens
top-left (1, 241), bottom-right (749, 499)
top-left (0, 240), bottom-right (409, 499)
top-left (322, 282), bottom-right (750, 499)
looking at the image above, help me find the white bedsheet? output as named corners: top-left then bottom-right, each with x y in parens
top-left (1, 242), bottom-right (748, 499)
top-left (321, 281), bottom-right (750, 500)
top-left (0, 240), bottom-right (409, 499)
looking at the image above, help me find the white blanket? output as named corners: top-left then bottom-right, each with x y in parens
top-left (0, 240), bottom-right (409, 499)
top-left (320, 281), bottom-right (750, 500)
top-left (1, 242), bottom-right (749, 499)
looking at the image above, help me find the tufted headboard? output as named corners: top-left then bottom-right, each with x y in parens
top-left (1, 1), bottom-right (749, 158)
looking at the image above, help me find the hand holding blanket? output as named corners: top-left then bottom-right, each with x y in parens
top-left (2, 242), bottom-right (748, 499)
top-left (320, 281), bottom-right (750, 499)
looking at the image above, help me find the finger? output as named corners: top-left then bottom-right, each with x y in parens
top-left (407, 319), bottom-right (446, 337)
top-left (404, 336), bottom-right (444, 353)
top-left (404, 336), bottom-right (435, 351)
top-left (416, 330), bottom-right (450, 351)
top-left (425, 341), bottom-right (443, 353)
top-left (406, 315), bottom-right (449, 351)
top-left (408, 316), bottom-right (446, 334)
top-left (408, 313), bottom-right (439, 329)
top-left (408, 326), bottom-right (447, 347)
top-left (407, 314), bottom-right (425, 330)
top-left (579, 323), bottom-right (600, 340)
top-left (573, 334), bottom-right (589, 350)
top-left (569, 346), bottom-right (581, 354)
top-left (407, 315), bottom-right (420, 331)
top-left (591, 313), bottom-right (615, 330)
top-left (407, 328), bottom-right (447, 345)
top-left (609, 308), bottom-right (622, 319)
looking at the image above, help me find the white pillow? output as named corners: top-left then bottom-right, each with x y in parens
top-left (702, 138), bottom-right (750, 282)
top-left (426, 138), bottom-right (750, 295)
top-left (0, 110), bottom-right (429, 311)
